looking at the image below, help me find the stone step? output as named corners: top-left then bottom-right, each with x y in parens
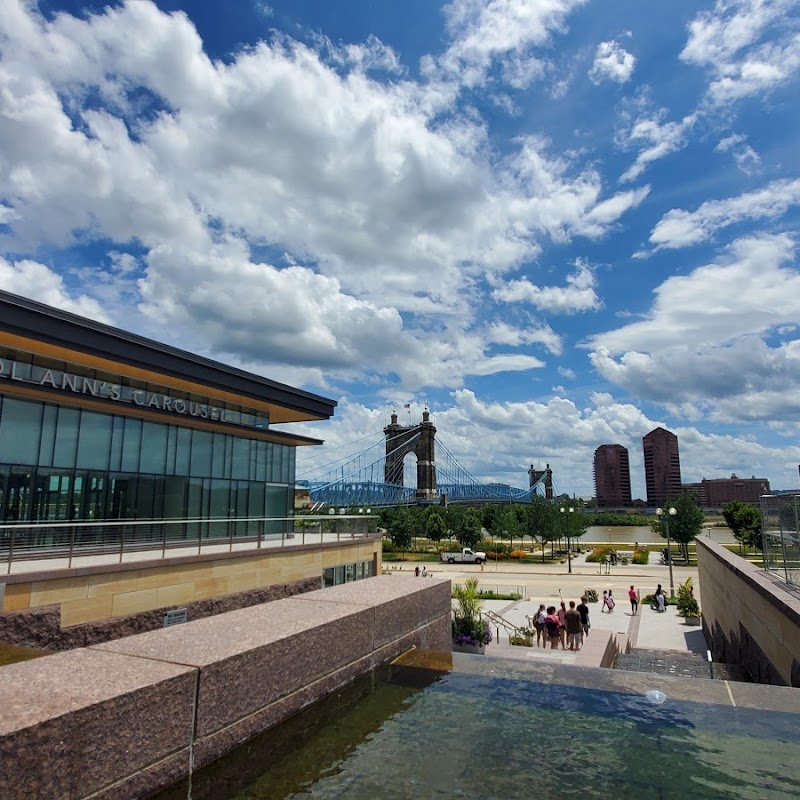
top-left (614, 648), bottom-right (751, 682)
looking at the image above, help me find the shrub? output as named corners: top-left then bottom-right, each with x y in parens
top-left (676, 578), bottom-right (701, 617)
top-left (632, 547), bottom-right (649, 565)
top-left (586, 546), bottom-right (615, 563)
top-left (584, 588), bottom-right (599, 603)
top-left (510, 549), bottom-right (527, 560)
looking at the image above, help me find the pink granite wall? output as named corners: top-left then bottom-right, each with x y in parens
top-left (0, 575), bottom-right (451, 799)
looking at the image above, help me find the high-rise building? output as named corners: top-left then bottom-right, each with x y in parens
top-left (643, 427), bottom-right (682, 507)
top-left (593, 444), bottom-right (632, 507)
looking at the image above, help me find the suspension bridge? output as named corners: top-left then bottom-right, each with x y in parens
top-left (296, 411), bottom-right (554, 509)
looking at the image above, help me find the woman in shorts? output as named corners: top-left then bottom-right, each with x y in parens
top-left (544, 606), bottom-right (561, 650)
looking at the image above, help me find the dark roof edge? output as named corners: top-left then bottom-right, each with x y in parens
top-left (0, 289), bottom-right (337, 419)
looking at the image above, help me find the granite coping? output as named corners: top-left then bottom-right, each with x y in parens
top-left (90, 576), bottom-right (450, 667)
top-left (91, 596), bottom-right (373, 666)
top-left (0, 648), bottom-right (196, 735)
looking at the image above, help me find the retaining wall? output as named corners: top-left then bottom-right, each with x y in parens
top-left (0, 538), bottom-right (380, 649)
top-left (697, 538), bottom-right (800, 686)
top-left (0, 575), bottom-right (451, 800)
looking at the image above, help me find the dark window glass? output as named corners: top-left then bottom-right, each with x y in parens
top-left (38, 405), bottom-right (57, 467)
top-left (231, 438), bottom-right (251, 480)
top-left (255, 441), bottom-right (267, 482)
top-left (109, 416), bottom-right (124, 472)
top-left (121, 418), bottom-right (142, 472)
top-left (208, 479), bottom-right (229, 538)
top-left (175, 428), bottom-right (192, 475)
top-left (108, 475), bottom-right (134, 519)
top-left (52, 406), bottom-right (79, 468)
top-left (139, 422), bottom-right (168, 474)
top-left (0, 398), bottom-right (43, 466)
top-left (163, 477), bottom-right (187, 518)
top-left (190, 430), bottom-right (212, 477)
top-left (211, 433), bottom-right (227, 479)
top-left (76, 411), bottom-right (112, 470)
top-left (165, 427), bottom-right (178, 476)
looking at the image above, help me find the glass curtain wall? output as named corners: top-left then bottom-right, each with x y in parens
top-left (0, 396), bottom-right (296, 540)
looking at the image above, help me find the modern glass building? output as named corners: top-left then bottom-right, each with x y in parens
top-left (0, 290), bottom-right (336, 540)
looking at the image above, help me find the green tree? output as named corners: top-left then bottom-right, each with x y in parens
top-left (455, 508), bottom-right (483, 549)
top-left (651, 491), bottom-right (704, 561)
top-left (425, 510), bottom-right (447, 544)
top-left (722, 501), bottom-right (762, 552)
top-left (524, 497), bottom-right (558, 561)
top-left (490, 507), bottom-right (523, 550)
top-left (385, 507), bottom-right (414, 553)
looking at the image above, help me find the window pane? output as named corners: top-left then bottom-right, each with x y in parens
top-left (231, 438), bottom-right (250, 480)
top-left (76, 411), bottom-right (112, 470)
top-left (109, 416), bottom-right (124, 472)
top-left (163, 477), bottom-right (187, 518)
top-left (121, 418), bottom-right (142, 472)
top-left (211, 433), bottom-right (226, 479)
top-left (175, 428), bottom-right (192, 475)
top-left (53, 406), bottom-right (79, 468)
top-left (139, 422), bottom-right (168, 474)
top-left (0, 398), bottom-right (43, 466)
top-left (255, 441), bottom-right (267, 482)
top-left (190, 430), bottom-right (212, 477)
top-left (38, 405), bottom-right (57, 467)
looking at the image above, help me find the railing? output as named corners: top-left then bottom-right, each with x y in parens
top-left (0, 514), bottom-right (379, 575)
top-left (483, 609), bottom-right (530, 644)
top-left (760, 494), bottom-right (800, 587)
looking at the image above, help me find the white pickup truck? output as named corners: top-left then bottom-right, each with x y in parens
top-left (440, 547), bottom-right (487, 564)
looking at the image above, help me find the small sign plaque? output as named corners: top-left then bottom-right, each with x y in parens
top-left (163, 608), bottom-right (189, 627)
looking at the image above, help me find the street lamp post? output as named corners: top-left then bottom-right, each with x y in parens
top-left (656, 506), bottom-right (677, 597)
top-left (560, 506), bottom-right (574, 574)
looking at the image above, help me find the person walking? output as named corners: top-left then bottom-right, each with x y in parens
top-left (557, 601), bottom-right (568, 649)
top-left (577, 595), bottom-right (590, 644)
top-left (533, 603), bottom-right (547, 648)
top-left (564, 601), bottom-right (583, 651)
top-left (628, 585), bottom-right (639, 616)
top-left (604, 590), bottom-right (616, 613)
top-left (544, 606), bottom-right (561, 650)
top-left (601, 590), bottom-right (608, 612)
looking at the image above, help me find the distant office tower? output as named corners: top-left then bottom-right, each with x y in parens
top-left (594, 445), bottom-right (632, 507)
top-left (643, 427), bottom-right (682, 507)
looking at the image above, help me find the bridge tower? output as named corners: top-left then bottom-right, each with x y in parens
top-left (384, 410), bottom-right (437, 501)
top-left (528, 463), bottom-right (553, 500)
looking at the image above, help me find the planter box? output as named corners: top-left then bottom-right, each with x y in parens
top-left (452, 641), bottom-right (486, 655)
top-left (683, 616), bottom-right (702, 626)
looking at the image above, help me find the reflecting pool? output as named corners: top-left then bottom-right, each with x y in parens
top-left (157, 654), bottom-right (800, 800)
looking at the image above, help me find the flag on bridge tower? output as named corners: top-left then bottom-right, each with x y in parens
top-left (403, 403), bottom-right (411, 409)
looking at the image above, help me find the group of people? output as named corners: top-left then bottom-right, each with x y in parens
top-left (602, 586), bottom-right (643, 615)
top-left (530, 598), bottom-right (590, 651)
top-left (413, 565), bottom-right (429, 577)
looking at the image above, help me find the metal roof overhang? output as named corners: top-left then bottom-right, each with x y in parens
top-left (0, 289), bottom-right (337, 430)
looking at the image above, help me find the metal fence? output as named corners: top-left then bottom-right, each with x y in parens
top-left (760, 494), bottom-right (800, 587)
top-left (0, 514), bottom-right (378, 575)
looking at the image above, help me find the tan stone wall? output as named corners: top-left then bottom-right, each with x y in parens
top-left (1, 538), bottom-right (381, 627)
top-left (697, 538), bottom-right (800, 687)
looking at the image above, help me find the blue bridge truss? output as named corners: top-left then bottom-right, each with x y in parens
top-left (296, 430), bottom-right (548, 508)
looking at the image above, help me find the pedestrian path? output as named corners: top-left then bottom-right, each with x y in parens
top-left (475, 592), bottom-right (712, 671)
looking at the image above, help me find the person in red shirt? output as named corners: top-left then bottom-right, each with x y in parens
top-left (629, 585), bottom-right (639, 616)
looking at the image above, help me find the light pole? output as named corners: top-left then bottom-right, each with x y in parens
top-left (656, 506), bottom-right (677, 597)
top-left (560, 506), bottom-right (574, 574)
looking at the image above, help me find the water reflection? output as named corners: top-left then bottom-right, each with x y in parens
top-left (584, 525), bottom-right (735, 545)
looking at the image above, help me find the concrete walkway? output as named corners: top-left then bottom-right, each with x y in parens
top-left (471, 591), bottom-right (708, 668)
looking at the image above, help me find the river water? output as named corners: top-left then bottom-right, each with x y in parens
top-left (583, 525), bottom-right (735, 545)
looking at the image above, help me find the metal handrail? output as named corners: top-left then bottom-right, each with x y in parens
top-left (0, 514), bottom-right (378, 574)
top-left (483, 609), bottom-right (531, 644)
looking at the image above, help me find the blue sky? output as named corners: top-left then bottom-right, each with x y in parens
top-left (2, 0), bottom-right (800, 498)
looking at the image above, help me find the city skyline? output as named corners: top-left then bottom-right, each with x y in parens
top-left (1, 1), bottom-right (799, 497)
